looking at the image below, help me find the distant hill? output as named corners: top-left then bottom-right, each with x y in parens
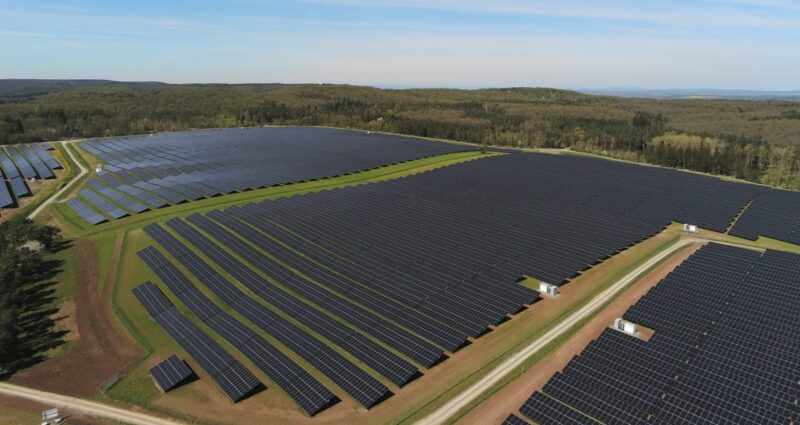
top-left (0, 79), bottom-right (118, 102)
top-left (580, 88), bottom-right (800, 100)
top-left (0, 80), bottom-right (798, 189)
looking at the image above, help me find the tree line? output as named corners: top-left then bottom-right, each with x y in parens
top-left (0, 84), bottom-right (798, 189)
top-left (0, 218), bottom-right (66, 377)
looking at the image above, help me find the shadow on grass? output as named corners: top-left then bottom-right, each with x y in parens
top-left (0, 240), bottom-right (72, 380)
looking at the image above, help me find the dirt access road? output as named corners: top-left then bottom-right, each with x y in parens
top-left (0, 383), bottom-right (184, 425)
top-left (28, 139), bottom-right (88, 220)
top-left (415, 238), bottom-right (694, 425)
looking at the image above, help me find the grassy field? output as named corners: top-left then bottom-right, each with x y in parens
top-left (0, 404), bottom-right (39, 425)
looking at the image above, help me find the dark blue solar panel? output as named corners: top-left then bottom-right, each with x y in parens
top-left (137, 247), bottom-right (337, 415)
top-left (150, 355), bottom-right (193, 392)
top-left (66, 198), bottom-right (107, 225)
top-left (8, 177), bottom-right (30, 197)
top-left (0, 181), bottom-right (13, 208)
top-left (19, 145), bottom-right (55, 179)
top-left (0, 150), bottom-right (21, 179)
top-left (132, 282), bottom-right (262, 402)
top-left (79, 189), bottom-right (129, 219)
top-left (87, 180), bottom-right (148, 213)
top-left (5, 146), bottom-right (37, 180)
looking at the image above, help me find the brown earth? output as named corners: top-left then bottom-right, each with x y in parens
top-left (9, 237), bottom-right (142, 397)
top-left (0, 394), bottom-right (105, 425)
top-left (458, 241), bottom-right (705, 425)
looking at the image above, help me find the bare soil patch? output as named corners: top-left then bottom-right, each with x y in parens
top-left (9, 237), bottom-right (141, 396)
top-left (458, 241), bottom-right (705, 425)
top-left (0, 394), bottom-right (104, 425)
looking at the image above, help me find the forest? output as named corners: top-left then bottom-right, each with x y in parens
top-left (0, 81), bottom-right (799, 189)
top-left (0, 218), bottom-right (66, 377)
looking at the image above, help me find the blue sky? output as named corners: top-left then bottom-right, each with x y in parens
top-left (1, 0), bottom-right (799, 89)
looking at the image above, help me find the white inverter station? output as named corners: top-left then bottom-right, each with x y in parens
top-left (682, 223), bottom-right (699, 233)
top-left (614, 318), bottom-right (637, 336)
top-left (538, 282), bottom-right (559, 297)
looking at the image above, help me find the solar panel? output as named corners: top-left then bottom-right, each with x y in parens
top-left (0, 181), bottom-right (14, 208)
top-left (66, 198), bottom-right (108, 225)
top-left (132, 282), bottom-right (262, 402)
top-left (8, 177), bottom-right (30, 197)
top-left (79, 189), bottom-right (130, 219)
top-left (0, 150), bottom-right (21, 179)
top-left (150, 355), bottom-right (194, 392)
top-left (501, 414), bottom-right (533, 425)
top-left (31, 143), bottom-right (61, 169)
top-left (87, 180), bottom-right (148, 213)
top-left (137, 247), bottom-right (338, 415)
top-left (19, 144), bottom-right (55, 179)
top-left (5, 146), bottom-right (38, 180)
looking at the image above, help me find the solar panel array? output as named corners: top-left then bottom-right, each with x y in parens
top-left (730, 189), bottom-right (800, 244)
top-left (510, 243), bottom-right (800, 424)
top-left (150, 355), bottom-right (194, 392)
top-left (132, 282), bottom-right (262, 402)
top-left (141, 223), bottom-right (392, 409)
top-left (0, 143), bottom-right (61, 210)
top-left (164, 217), bottom-right (421, 387)
top-left (137, 246), bottom-right (338, 414)
top-left (69, 127), bottom-right (467, 224)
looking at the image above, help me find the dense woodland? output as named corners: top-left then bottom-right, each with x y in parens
top-left (0, 218), bottom-right (65, 377)
top-left (1, 81), bottom-right (799, 189)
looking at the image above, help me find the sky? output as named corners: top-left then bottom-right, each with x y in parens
top-left (1, 0), bottom-right (799, 89)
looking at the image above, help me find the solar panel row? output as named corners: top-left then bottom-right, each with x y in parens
top-left (31, 143), bottom-right (61, 169)
top-left (198, 210), bottom-right (458, 358)
top-left (19, 145), bottom-right (55, 179)
top-left (4, 146), bottom-right (37, 180)
top-left (132, 282), bottom-right (262, 402)
top-left (72, 127), bottom-right (468, 223)
top-left (0, 150), bottom-right (21, 179)
top-left (79, 189), bottom-right (129, 219)
top-left (150, 355), bottom-right (194, 392)
top-left (87, 180), bottom-right (149, 213)
top-left (137, 247), bottom-right (337, 415)
top-left (0, 144), bottom-right (60, 210)
top-left (65, 199), bottom-right (107, 225)
top-left (511, 243), bottom-right (800, 425)
top-left (142, 223), bottom-right (393, 409)
top-left (0, 180), bottom-right (13, 208)
top-left (8, 177), bottom-right (30, 197)
top-left (165, 217), bottom-right (421, 387)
